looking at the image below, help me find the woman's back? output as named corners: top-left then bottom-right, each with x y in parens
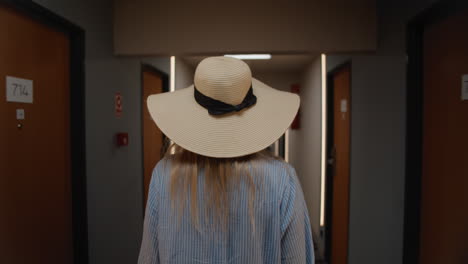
top-left (139, 56), bottom-right (314, 263)
top-left (138, 156), bottom-right (314, 264)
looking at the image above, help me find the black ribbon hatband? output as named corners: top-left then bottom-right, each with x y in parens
top-left (194, 86), bottom-right (257, 115)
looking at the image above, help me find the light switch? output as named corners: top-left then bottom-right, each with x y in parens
top-left (16, 109), bottom-right (25, 120)
top-left (462, 74), bottom-right (468, 101)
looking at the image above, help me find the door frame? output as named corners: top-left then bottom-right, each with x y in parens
top-left (404, 0), bottom-right (468, 263)
top-left (140, 63), bottom-right (169, 211)
top-left (324, 61), bottom-right (352, 263)
top-left (0, 0), bottom-right (87, 263)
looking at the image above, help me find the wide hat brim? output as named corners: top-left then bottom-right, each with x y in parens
top-left (147, 78), bottom-right (300, 158)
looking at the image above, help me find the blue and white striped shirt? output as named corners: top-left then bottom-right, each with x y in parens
top-left (138, 157), bottom-right (314, 264)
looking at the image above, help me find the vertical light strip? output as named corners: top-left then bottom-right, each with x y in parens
top-left (169, 56), bottom-right (176, 153)
top-left (285, 129), bottom-right (290, 162)
top-left (170, 56), bottom-right (176, 92)
top-left (320, 54), bottom-right (327, 227)
top-left (274, 140), bottom-right (279, 156)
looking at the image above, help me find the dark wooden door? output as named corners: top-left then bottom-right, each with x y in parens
top-left (420, 9), bottom-right (468, 264)
top-left (327, 64), bottom-right (351, 264)
top-left (0, 5), bottom-right (73, 263)
top-left (142, 68), bottom-right (164, 208)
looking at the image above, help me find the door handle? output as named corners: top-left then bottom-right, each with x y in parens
top-left (328, 146), bottom-right (337, 165)
top-left (328, 146), bottom-right (337, 177)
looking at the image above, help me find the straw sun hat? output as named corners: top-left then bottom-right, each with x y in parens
top-left (147, 56), bottom-right (300, 158)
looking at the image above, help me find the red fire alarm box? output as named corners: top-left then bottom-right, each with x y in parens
top-left (116, 133), bottom-right (128, 147)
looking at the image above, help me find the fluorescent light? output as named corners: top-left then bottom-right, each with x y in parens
top-left (224, 54), bottom-right (272, 60)
top-left (285, 129), bottom-right (289, 162)
top-left (169, 56), bottom-right (176, 153)
top-left (320, 54), bottom-right (327, 227)
top-left (170, 56), bottom-right (175, 92)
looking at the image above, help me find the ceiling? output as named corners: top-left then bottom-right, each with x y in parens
top-left (182, 54), bottom-right (318, 73)
top-left (114, 0), bottom-right (376, 55)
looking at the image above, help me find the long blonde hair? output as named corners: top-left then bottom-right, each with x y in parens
top-left (165, 143), bottom-right (280, 232)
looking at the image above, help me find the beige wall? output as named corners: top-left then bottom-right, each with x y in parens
top-left (254, 71), bottom-right (301, 92)
top-left (175, 57), bottom-right (195, 90)
top-left (114, 0), bottom-right (377, 55)
top-left (288, 56), bottom-right (323, 254)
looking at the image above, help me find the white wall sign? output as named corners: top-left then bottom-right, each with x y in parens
top-left (462, 74), bottom-right (468, 101)
top-left (340, 99), bottom-right (348, 113)
top-left (6, 76), bottom-right (33, 103)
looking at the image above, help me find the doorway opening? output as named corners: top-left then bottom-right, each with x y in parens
top-left (141, 64), bottom-right (169, 209)
top-left (325, 62), bottom-right (352, 264)
top-left (404, 0), bottom-right (468, 263)
top-left (0, 0), bottom-right (87, 263)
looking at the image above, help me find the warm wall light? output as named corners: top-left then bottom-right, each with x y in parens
top-left (170, 56), bottom-right (175, 92)
top-left (224, 54), bottom-right (272, 60)
top-left (320, 54), bottom-right (327, 227)
top-left (169, 56), bottom-right (176, 153)
top-left (285, 129), bottom-right (289, 162)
